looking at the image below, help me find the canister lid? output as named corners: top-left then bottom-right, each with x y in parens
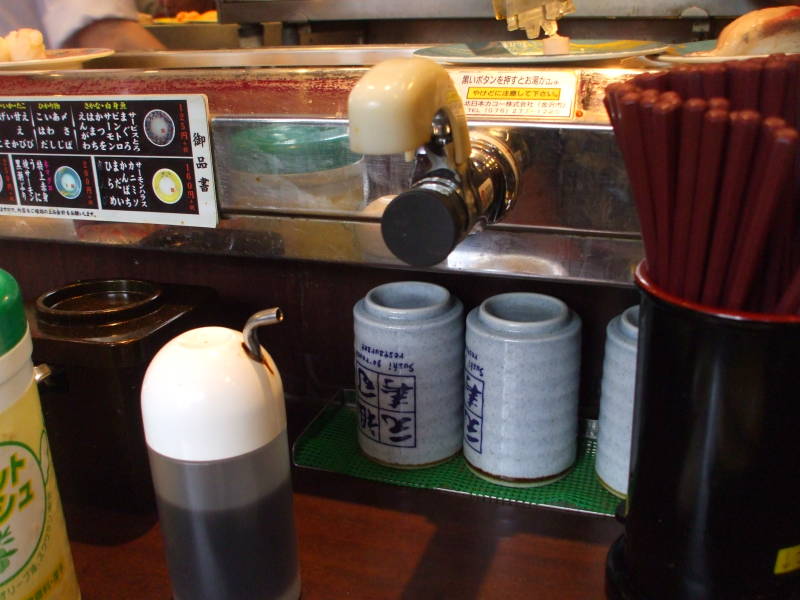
top-left (141, 326), bottom-right (286, 462)
top-left (0, 269), bottom-right (26, 355)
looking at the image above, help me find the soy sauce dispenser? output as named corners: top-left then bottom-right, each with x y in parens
top-left (141, 309), bottom-right (300, 600)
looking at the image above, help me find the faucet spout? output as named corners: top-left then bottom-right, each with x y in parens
top-left (348, 57), bottom-right (520, 268)
top-left (347, 57), bottom-right (470, 170)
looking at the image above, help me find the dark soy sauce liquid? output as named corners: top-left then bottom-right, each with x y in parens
top-left (152, 433), bottom-right (299, 600)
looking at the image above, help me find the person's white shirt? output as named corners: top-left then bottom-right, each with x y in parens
top-left (0, 0), bottom-right (139, 48)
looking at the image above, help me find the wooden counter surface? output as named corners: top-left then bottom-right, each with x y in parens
top-left (69, 470), bottom-right (621, 600)
top-left (67, 399), bottom-right (622, 599)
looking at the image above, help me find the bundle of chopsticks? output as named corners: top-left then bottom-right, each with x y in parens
top-left (605, 54), bottom-right (800, 315)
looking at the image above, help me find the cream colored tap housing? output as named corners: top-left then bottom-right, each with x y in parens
top-left (347, 57), bottom-right (471, 169)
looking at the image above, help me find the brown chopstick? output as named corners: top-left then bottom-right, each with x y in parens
top-left (606, 59), bottom-right (800, 313)
top-left (759, 186), bottom-right (796, 312)
top-left (775, 265), bottom-right (800, 315)
top-left (618, 90), bottom-right (661, 281)
top-left (728, 60), bottom-right (764, 111)
top-left (668, 98), bottom-right (707, 296)
top-left (649, 95), bottom-right (682, 287)
top-left (638, 90), bottom-right (668, 280)
top-left (707, 97), bottom-right (731, 112)
top-left (730, 116), bottom-right (788, 253)
top-left (701, 110), bottom-right (761, 307)
top-left (700, 64), bottom-right (727, 99)
top-left (683, 108), bottom-right (730, 302)
top-left (631, 71), bottom-right (669, 91)
top-left (723, 127), bottom-right (799, 309)
top-left (760, 58), bottom-right (790, 118)
top-left (782, 55), bottom-right (800, 126)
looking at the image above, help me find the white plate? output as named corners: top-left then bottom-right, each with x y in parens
top-left (54, 166), bottom-right (82, 200)
top-left (0, 48), bottom-right (114, 71)
top-left (414, 39), bottom-right (670, 65)
top-left (657, 39), bottom-right (788, 64)
top-left (152, 168), bottom-right (183, 204)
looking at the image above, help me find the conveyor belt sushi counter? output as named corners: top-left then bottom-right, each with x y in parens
top-left (2, 38), bottom-right (798, 600)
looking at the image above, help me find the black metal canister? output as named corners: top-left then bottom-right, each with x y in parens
top-left (26, 279), bottom-right (216, 542)
top-left (606, 263), bottom-right (800, 600)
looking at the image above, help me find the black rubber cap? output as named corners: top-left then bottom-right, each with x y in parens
top-left (381, 188), bottom-right (468, 267)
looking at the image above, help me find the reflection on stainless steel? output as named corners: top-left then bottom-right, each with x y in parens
top-left (213, 117), bottom-right (635, 234)
top-left (213, 118), bottom-right (367, 215)
top-left (446, 248), bottom-right (567, 278)
top-left (0, 214), bottom-right (640, 285)
top-left (467, 131), bottom-right (520, 226)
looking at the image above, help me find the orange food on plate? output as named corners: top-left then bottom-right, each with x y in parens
top-left (175, 9), bottom-right (218, 22)
top-left (2, 28), bottom-right (46, 62)
top-left (153, 10), bottom-right (217, 23)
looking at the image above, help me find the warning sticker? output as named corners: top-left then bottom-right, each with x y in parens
top-left (450, 70), bottom-right (578, 119)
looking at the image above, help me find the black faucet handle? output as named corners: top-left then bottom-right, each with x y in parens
top-left (380, 187), bottom-right (468, 268)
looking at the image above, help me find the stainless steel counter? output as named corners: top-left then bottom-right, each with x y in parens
top-left (0, 58), bottom-right (643, 287)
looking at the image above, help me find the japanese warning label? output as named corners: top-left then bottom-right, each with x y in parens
top-left (449, 70), bottom-right (578, 119)
top-left (0, 95), bottom-right (217, 227)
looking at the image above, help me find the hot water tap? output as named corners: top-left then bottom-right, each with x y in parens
top-left (348, 57), bottom-right (520, 267)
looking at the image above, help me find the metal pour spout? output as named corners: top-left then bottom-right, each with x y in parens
top-left (243, 307), bottom-right (283, 362)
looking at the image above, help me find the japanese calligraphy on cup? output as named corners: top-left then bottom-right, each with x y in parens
top-left (353, 281), bottom-right (464, 467)
top-left (464, 292), bottom-right (581, 486)
top-left (595, 305), bottom-right (639, 499)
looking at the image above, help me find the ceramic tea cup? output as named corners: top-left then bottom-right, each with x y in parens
top-left (595, 304), bottom-right (640, 498)
top-left (463, 292), bottom-right (581, 486)
top-left (353, 281), bottom-right (464, 467)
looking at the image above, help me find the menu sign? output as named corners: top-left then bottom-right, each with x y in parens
top-left (0, 95), bottom-right (217, 227)
top-left (449, 70), bottom-right (578, 120)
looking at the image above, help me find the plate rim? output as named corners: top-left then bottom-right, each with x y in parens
top-left (0, 48), bottom-right (114, 70)
top-left (656, 39), bottom-right (800, 64)
top-left (413, 39), bottom-right (670, 64)
top-left (657, 52), bottom-right (772, 64)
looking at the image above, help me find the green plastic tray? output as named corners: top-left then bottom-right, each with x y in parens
top-left (293, 392), bottom-right (620, 516)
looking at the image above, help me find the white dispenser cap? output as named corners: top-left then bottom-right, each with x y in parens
top-left (141, 326), bottom-right (285, 462)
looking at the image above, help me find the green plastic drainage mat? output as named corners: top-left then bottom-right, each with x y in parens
top-left (292, 391), bottom-right (620, 516)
